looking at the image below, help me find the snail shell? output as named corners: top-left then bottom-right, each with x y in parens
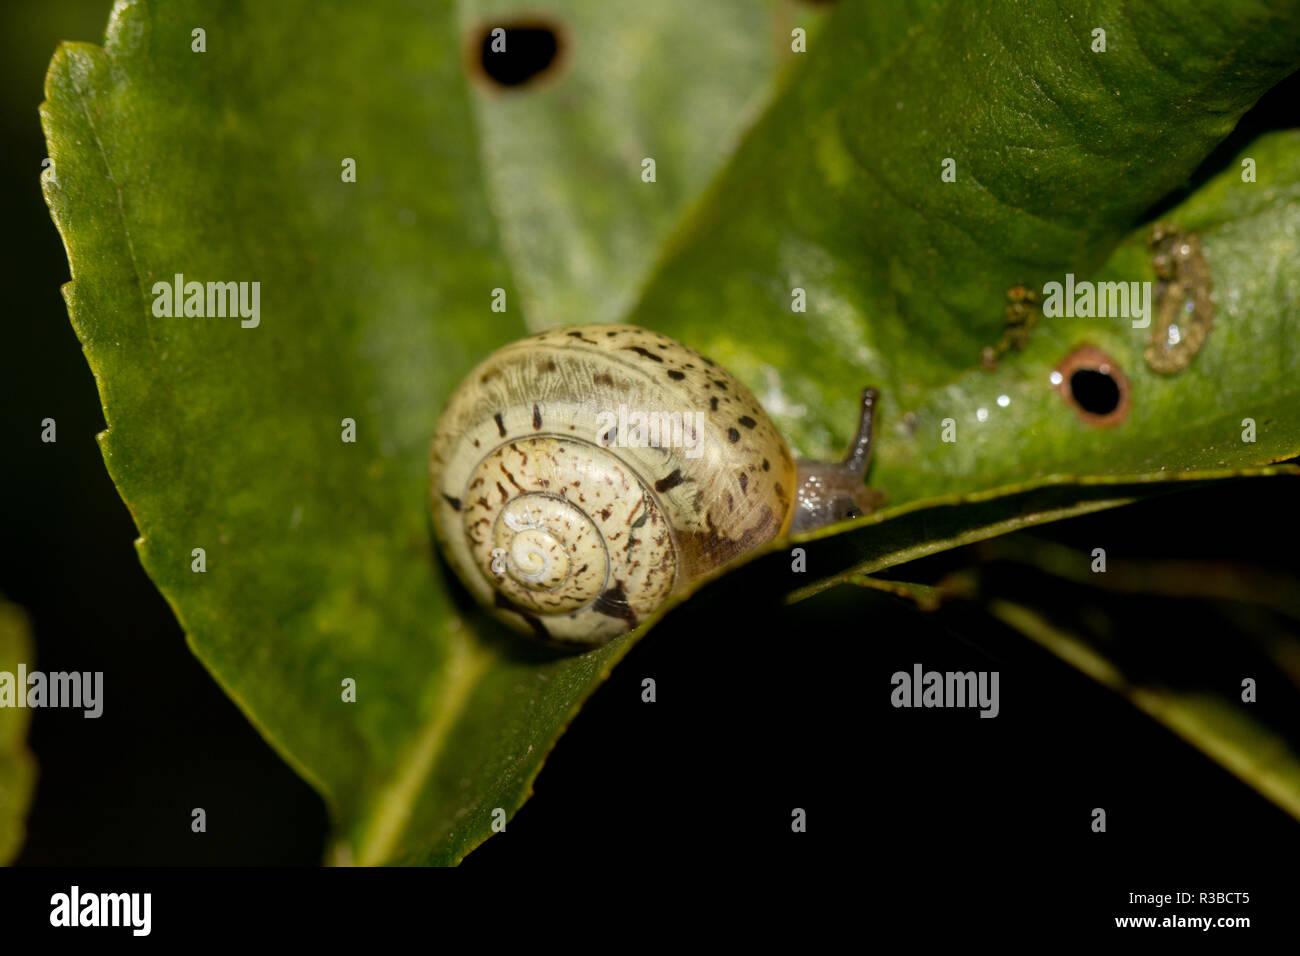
top-left (430, 324), bottom-right (798, 647)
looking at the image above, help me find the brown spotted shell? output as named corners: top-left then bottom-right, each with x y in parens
top-left (430, 324), bottom-right (798, 647)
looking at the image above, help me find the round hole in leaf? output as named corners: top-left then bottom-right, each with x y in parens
top-left (1069, 369), bottom-right (1120, 415)
top-left (474, 23), bottom-right (563, 89)
top-left (1054, 345), bottom-right (1130, 427)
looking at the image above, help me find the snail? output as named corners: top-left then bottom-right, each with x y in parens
top-left (429, 324), bottom-right (882, 648)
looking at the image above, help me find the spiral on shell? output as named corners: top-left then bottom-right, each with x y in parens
top-left (430, 324), bottom-right (798, 647)
top-left (462, 438), bottom-right (677, 638)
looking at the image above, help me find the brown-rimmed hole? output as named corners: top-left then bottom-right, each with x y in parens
top-left (1055, 345), bottom-right (1130, 427)
top-left (471, 21), bottom-right (565, 89)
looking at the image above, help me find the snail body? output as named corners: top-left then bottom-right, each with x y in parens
top-left (430, 324), bottom-right (881, 648)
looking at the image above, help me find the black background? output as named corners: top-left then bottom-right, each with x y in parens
top-left (1, 0), bottom-right (1295, 932)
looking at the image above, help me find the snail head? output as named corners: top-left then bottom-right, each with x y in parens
top-left (790, 388), bottom-right (884, 533)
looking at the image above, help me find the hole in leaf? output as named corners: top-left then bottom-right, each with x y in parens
top-left (1070, 369), bottom-right (1120, 416)
top-left (1054, 345), bottom-right (1130, 427)
top-left (475, 23), bottom-right (563, 89)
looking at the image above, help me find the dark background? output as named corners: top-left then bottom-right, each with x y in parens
top-left (2, 1), bottom-right (1296, 920)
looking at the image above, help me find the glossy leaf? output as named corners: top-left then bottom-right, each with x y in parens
top-left (41, 0), bottom-right (589, 867)
top-left (40, 0), bottom-right (1300, 866)
top-left (460, 0), bottom-right (823, 328)
top-left (868, 131), bottom-right (1300, 503)
top-left (631, 2), bottom-right (1300, 498)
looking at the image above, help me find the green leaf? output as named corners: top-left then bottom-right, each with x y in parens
top-left (40, 0), bottom-right (1300, 866)
top-left (869, 130), bottom-right (1300, 502)
top-left (460, 0), bottom-right (825, 328)
top-left (0, 598), bottom-right (37, 865)
top-left (39, 0), bottom-right (614, 867)
top-left (630, 1), bottom-right (1300, 499)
